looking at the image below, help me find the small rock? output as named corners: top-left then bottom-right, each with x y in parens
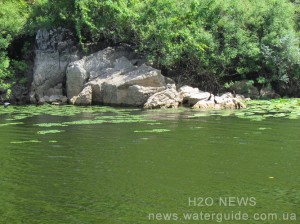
top-left (193, 94), bottom-right (246, 110)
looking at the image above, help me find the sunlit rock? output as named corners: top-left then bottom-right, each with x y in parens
top-left (192, 92), bottom-right (246, 110)
top-left (178, 85), bottom-right (211, 106)
top-left (30, 28), bottom-right (80, 104)
top-left (143, 86), bottom-right (183, 109)
top-left (72, 85), bottom-right (92, 106)
top-left (67, 47), bottom-right (174, 106)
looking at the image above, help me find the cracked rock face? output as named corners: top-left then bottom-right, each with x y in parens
top-left (66, 47), bottom-right (172, 106)
top-left (70, 85), bottom-right (92, 106)
top-left (30, 28), bottom-right (80, 104)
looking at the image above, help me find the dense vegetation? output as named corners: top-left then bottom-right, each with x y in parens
top-left (1, 0), bottom-right (300, 98)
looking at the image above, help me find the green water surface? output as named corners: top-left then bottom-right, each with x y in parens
top-left (0, 101), bottom-right (299, 224)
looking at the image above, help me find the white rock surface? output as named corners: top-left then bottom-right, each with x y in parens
top-left (67, 47), bottom-right (172, 106)
top-left (178, 85), bottom-right (210, 105)
top-left (30, 28), bottom-right (79, 104)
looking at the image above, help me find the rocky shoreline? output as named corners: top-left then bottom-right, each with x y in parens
top-left (1, 28), bottom-right (264, 109)
top-left (21, 28), bottom-right (248, 110)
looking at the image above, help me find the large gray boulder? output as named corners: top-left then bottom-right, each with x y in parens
top-left (66, 47), bottom-right (171, 106)
top-left (30, 28), bottom-right (80, 103)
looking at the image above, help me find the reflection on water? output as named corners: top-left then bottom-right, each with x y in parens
top-left (0, 106), bottom-right (299, 223)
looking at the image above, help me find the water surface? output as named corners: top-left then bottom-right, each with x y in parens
top-left (0, 104), bottom-right (299, 223)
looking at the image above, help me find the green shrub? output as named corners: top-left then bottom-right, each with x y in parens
top-left (0, 0), bottom-right (28, 96)
top-left (2, 0), bottom-right (300, 96)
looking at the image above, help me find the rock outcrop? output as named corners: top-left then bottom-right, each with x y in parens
top-left (28, 29), bottom-right (249, 109)
top-left (30, 28), bottom-right (80, 104)
top-left (66, 47), bottom-right (170, 106)
top-left (176, 85), bottom-right (247, 110)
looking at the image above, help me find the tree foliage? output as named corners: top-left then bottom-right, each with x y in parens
top-left (0, 0), bottom-right (28, 95)
top-left (1, 0), bottom-right (300, 96)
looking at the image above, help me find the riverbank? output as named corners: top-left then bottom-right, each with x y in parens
top-left (2, 1), bottom-right (300, 110)
top-left (3, 28), bottom-right (286, 110)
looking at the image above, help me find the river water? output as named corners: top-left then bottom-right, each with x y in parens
top-left (0, 105), bottom-right (299, 223)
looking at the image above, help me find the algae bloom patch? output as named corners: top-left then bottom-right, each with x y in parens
top-left (37, 130), bottom-right (65, 135)
top-left (0, 122), bottom-right (24, 127)
top-left (10, 140), bottom-right (41, 144)
top-left (134, 129), bottom-right (171, 133)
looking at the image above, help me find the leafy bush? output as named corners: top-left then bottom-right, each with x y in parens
top-left (0, 0), bottom-right (28, 97)
top-left (2, 0), bottom-right (300, 96)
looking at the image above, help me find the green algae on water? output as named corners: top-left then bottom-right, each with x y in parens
top-left (1, 105), bottom-right (140, 120)
top-left (49, 140), bottom-right (58, 143)
top-left (35, 123), bottom-right (69, 127)
top-left (63, 120), bottom-right (105, 125)
top-left (0, 122), bottom-right (24, 127)
top-left (134, 129), bottom-right (171, 133)
top-left (37, 130), bottom-right (65, 135)
top-left (11, 140), bottom-right (41, 144)
top-left (1, 99), bottom-right (300, 129)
